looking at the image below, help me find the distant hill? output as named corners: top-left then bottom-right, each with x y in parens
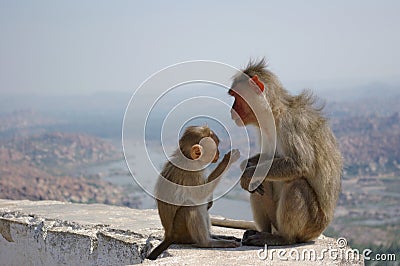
top-left (0, 132), bottom-right (138, 207)
top-left (1, 131), bottom-right (120, 175)
top-left (331, 112), bottom-right (400, 177)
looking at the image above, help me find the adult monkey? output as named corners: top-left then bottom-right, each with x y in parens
top-left (228, 58), bottom-right (342, 246)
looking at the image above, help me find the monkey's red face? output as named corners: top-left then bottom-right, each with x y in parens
top-left (229, 90), bottom-right (258, 126)
top-left (228, 75), bottom-right (265, 126)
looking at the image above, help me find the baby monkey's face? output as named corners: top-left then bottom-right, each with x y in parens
top-left (190, 127), bottom-right (219, 164)
top-left (191, 136), bottom-right (219, 164)
top-left (183, 126), bottom-right (220, 165)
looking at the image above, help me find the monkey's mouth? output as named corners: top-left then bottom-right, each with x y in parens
top-left (231, 111), bottom-right (251, 126)
top-left (233, 116), bottom-right (245, 126)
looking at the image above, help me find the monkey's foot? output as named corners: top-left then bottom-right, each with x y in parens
top-left (242, 229), bottom-right (258, 241)
top-left (212, 234), bottom-right (241, 242)
top-left (242, 230), bottom-right (289, 246)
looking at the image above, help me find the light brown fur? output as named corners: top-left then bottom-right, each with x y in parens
top-left (147, 126), bottom-right (240, 260)
top-left (229, 59), bottom-right (342, 246)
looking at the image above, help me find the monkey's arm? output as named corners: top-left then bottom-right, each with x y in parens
top-left (240, 154), bottom-right (261, 170)
top-left (265, 157), bottom-right (302, 181)
top-left (240, 153), bottom-right (280, 170)
top-left (207, 160), bottom-right (229, 183)
top-left (241, 157), bottom-right (302, 192)
top-left (207, 149), bottom-right (240, 183)
top-left (185, 150), bottom-right (240, 205)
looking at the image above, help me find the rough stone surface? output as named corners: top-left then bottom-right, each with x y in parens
top-left (0, 199), bottom-right (363, 265)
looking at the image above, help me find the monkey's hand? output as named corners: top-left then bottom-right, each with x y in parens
top-left (240, 166), bottom-right (264, 195)
top-left (240, 158), bottom-right (256, 170)
top-left (223, 149), bottom-right (240, 165)
top-left (240, 159), bottom-right (248, 171)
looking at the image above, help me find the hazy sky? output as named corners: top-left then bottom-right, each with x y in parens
top-left (1, 0), bottom-right (399, 94)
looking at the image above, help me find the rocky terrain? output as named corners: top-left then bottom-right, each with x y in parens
top-left (332, 112), bottom-right (400, 177)
top-left (1, 131), bottom-right (120, 175)
top-left (0, 130), bottom-right (138, 208)
top-left (0, 109), bottom-right (57, 138)
top-left (326, 110), bottom-right (400, 256)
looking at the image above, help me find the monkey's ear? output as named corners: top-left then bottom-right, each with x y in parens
top-left (190, 144), bottom-right (203, 160)
top-left (248, 75), bottom-right (265, 93)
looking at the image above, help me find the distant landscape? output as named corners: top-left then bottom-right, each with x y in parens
top-left (0, 84), bottom-right (399, 257)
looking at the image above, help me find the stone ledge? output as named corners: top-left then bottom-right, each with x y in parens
top-left (0, 199), bottom-right (363, 265)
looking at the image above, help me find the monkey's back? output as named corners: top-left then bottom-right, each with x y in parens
top-left (279, 91), bottom-right (343, 218)
top-left (154, 161), bottom-right (207, 243)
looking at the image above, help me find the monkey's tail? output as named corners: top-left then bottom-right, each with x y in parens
top-left (211, 217), bottom-right (257, 230)
top-left (146, 239), bottom-right (174, 260)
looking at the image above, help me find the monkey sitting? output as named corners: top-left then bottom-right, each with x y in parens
top-left (228, 59), bottom-right (342, 246)
top-left (146, 125), bottom-right (241, 260)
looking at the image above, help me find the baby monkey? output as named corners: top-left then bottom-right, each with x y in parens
top-left (147, 125), bottom-right (241, 260)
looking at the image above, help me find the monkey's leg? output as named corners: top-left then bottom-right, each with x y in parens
top-left (242, 182), bottom-right (278, 245)
top-left (249, 182), bottom-right (276, 232)
top-left (186, 208), bottom-right (239, 248)
top-left (276, 178), bottom-right (327, 243)
top-left (243, 179), bottom-right (325, 246)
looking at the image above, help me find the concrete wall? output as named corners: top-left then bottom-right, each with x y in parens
top-left (0, 199), bottom-right (363, 265)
